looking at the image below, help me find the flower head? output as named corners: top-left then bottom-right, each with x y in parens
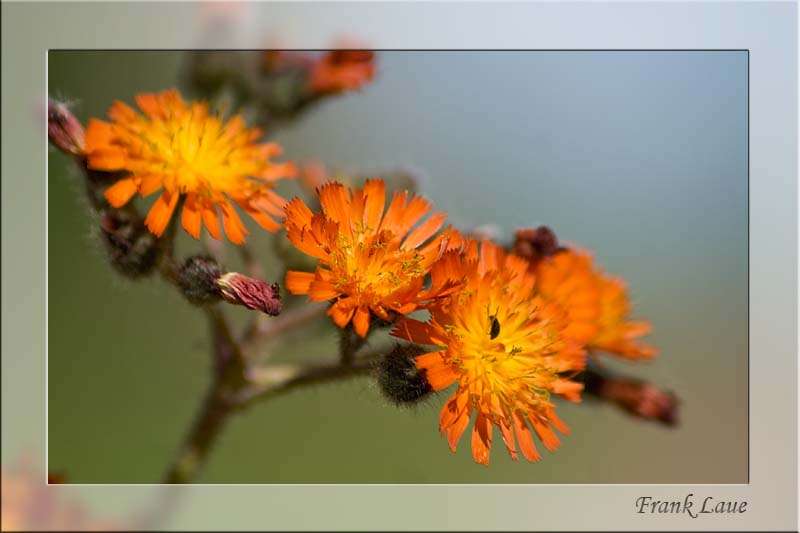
top-left (392, 240), bottom-right (585, 465)
top-left (284, 179), bottom-right (455, 337)
top-left (535, 248), bottom-right (657, 360)
top-left (84, 89), bottom-right (296, 244)
top-left (309, 49), bottom-right (375, 95)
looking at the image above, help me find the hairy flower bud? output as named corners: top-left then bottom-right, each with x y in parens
top-left (99, 210), bottom-right (160, 278)
top-left (48, 99), bottom-right (85, 156)
top-left (377, 344), bottom-right (433, 406)
top-left (177, 255), bottom-right (223, 305)
top-left (217, 273), bottom-right (282, 316)
top-left (512, 225), bottom-right (561, 264)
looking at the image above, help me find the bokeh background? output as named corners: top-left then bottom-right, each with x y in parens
top-left (47, 49), bottom-right (747, 484)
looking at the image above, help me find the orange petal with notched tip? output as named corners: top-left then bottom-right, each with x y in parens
top-left (105, 178), bottom-right (138, 207)
top-left (352, 307), bottom-right (370, 337)
top-left (362, 179), bottom-right (386, 229)
top-left (88, 149), bottom-right (127, 170)
top-left (513, 412), bottom-right (541, 462)
top-left (328, 300), bottom-right (355, 328)
top-left (308, 278), bottom-right (341, 301)
top-left (423, 362), bottom-right (459, 391)
top-left (221, 202), bottom-right (247, 244)
top-left (498, 417), bottom-right (519, 461)
top-left (285, 271), bottom-right (315, 295)
top-left (471, 413), bottom-right (492, 465)
top-left (530, 416), bottom-right (560, 452)
top-left (391, 318), bottom-right (437, 345)
top-left (84, 119), bottom-right (114, 149)
top-left (181, 197), bottom-right (202, 239)
top-left (145, 191), bottom-right (179, 237)
top-left (139, 174), bottom-right (162, 197)
top-left (202, 206), bottom-right (221, 240)
top-left (403, 212), bottom-right (446, 250)
top-left (444, 406), bottom-right (470, 452)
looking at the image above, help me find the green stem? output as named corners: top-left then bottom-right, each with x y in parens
top-left (339, 326), bottom-right (365, 365)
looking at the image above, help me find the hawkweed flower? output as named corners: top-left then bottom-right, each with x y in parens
top-left (535, 247), bottom-right (657, 360)
top-left (309, 49), bottom-right (375, 95)
top-left (392, 240), bottom-right (585, 465)
top-left (83, 89), bottom-right (296, 244)
top-left (262, 48), bottom-right (375, 96)
top-left (284, 179), bottom-right (455, 337)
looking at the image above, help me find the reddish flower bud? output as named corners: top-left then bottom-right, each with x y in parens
top-left (583, 368), bottom-right (679, 426)
top-left (512, 226), bottom-right (560, 264)
top-left (216, 273), bottom-right (282, 316)
top-left (48, 99), bottom-right (85, 156)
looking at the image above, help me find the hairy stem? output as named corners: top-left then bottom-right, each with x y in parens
top-left (338, 326), bottom-right (365, 365)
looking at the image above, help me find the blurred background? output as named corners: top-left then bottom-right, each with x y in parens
top-left (47, 49), bottom-right (747, 484)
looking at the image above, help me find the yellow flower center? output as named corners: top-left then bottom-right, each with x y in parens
top-left (123, 106), bottom-right (265, 198)
top-left (443, 275), bottom-right (559, 413)
top-left (330, 228), bottom-right (425, 305)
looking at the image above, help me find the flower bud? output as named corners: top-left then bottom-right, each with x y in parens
top-left (512, 226), bottom-right (560, 263)
top-left (177, 255), bottom-right (223, 305)
top-left (583, 369), bottom-right (679, 426)
top-left (377, 344), bottom-right (433, 406)
top-left (99, 209), bottom-right (160, 278)
top-left (217, 273), bottom-right (282, 316)
top-left (48, 99), bottom-right (85, 156)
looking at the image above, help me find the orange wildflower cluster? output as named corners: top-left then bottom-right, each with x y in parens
top-left (84, 89), bottom-right (296, 244)
top-left (284, 182), bottom-right (656, 464)
top-left (393, 240), bottom-right (585, 464)
top-left (284, 180), bottom-right (456, 337)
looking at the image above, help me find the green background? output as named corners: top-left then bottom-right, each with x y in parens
top-left (47, 51), bottom-right (747, 484)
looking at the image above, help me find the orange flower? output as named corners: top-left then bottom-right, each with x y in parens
top-left (284, 179), bottom-right (455, 337)
top-left (84, 89), bottom-right (296, 244)
top-left (310, 50), bottom-right (375, 94)
top-left (533, 248), bottom-right (603, 345)
top-left (535, 248), bottom-right (657, 360)
top-left (392, 240), bottom-right (585, 465)
top-left (591, 274), bottom-right (658, 359)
